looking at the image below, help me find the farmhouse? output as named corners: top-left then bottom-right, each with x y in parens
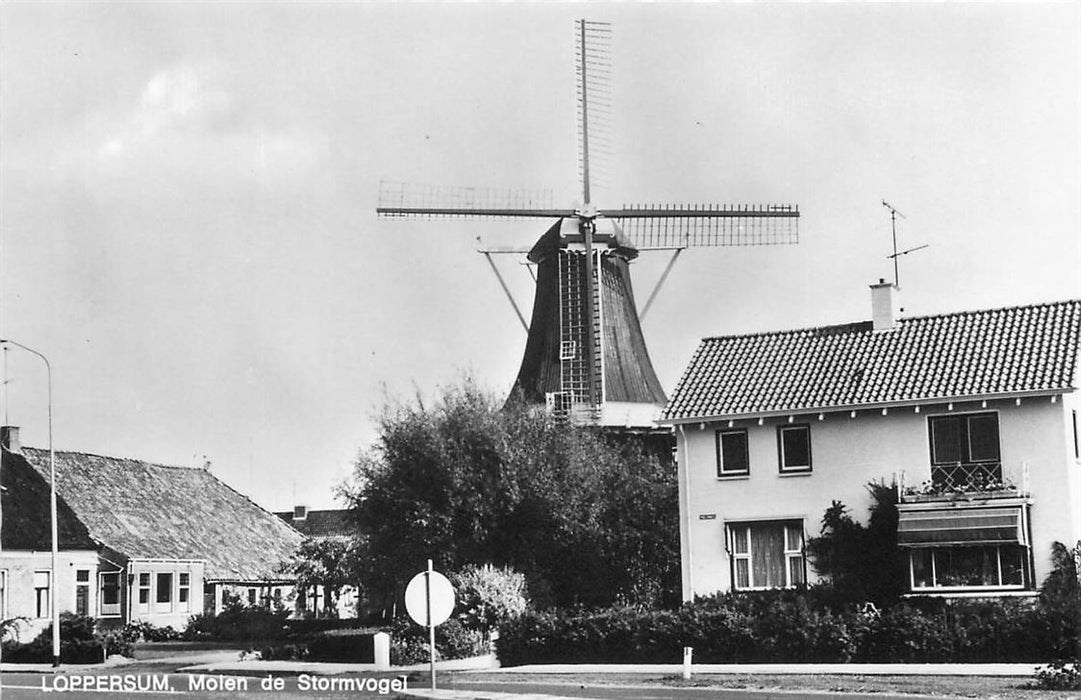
top-left (1, 427), bottom-right (304, 628)
top-left (662, 283), bottom-right (1081, 599)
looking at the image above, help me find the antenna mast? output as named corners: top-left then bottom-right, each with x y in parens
top-left (882, 199), bottom-right (905, 286)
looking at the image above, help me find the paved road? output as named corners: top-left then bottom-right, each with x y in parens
top-left (2, 669), bottom-right (948, 700)
top-left (439, 680), bottom-right (926, 700)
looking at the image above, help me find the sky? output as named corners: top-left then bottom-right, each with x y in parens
top-left (1, 2), bottom-right (1078, 511)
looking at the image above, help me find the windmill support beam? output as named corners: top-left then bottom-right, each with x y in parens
top-left (639, 247), bottom-right (685, 322)
top-left (481, 252), bottom-right (530, 333)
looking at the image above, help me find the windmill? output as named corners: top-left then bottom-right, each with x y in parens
top-left (378, 20), bottom-right (799, 430)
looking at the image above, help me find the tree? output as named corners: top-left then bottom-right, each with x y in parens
top-left (805, 480), bottom-right (907, 606)
top-left (338, 379), bottom-right (679, 615)
top-left (280, 538), bottom-right (361, 617)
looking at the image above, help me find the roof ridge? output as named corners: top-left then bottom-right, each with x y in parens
top-left (21, 445), bottom-right (202, 471)
top-left (699, 298), bottom-right (1081, 343)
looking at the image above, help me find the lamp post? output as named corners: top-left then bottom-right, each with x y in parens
top-left (0, 339), bottom-right (59, 667)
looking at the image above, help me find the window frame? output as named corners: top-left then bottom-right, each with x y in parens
top-left (928, 411), bottom-right (1001, 466)
top-left (727, 520), bottom-right (806, 591)
top-left (777, 424), bottom-right (813, 473)
top-left (74, 568), bottom-right (91, 617)
top-left (33, 570), bottom-right (51, 619)
top-left (137, 572), bottom-right (151, 613)
top-left (155, 572), bottom-right (174, 612)
top-left (178, 572), bottom-right (191, 612)
top-left (0, 569), bottom-right (7, 619)
top-left (908, 544), bottom-right (1029, 592)
top-left (715, 428), bottom-right (750, 477)
top-left (99, 571), bottom-right (122, 618)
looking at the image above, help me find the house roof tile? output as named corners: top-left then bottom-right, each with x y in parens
top-left (662, 299), bottom-right (1081, 422)
top-left (21, 447), bottom-right (303, 581)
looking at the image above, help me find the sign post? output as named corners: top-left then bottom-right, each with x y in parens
top-left (405, 560), bottom-right (455, 691)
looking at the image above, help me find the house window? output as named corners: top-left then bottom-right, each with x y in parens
top-left (247, 588), bottom-right (257, 605)
top-left (928, 412), bottom-right (1001, 489)
top-left (34, 570), bottom-right (50, 618)
top-left (1, 570), bottom-right (7, 618)
top-left (178, 573), bottom-right (191, 612)
top-left (777, 425), bottom-right (812, 472)
top-left (716, 429), bottom-right (750, 476)
top-left (910, 545), bottom-right (1027, 590)
top-left (728, 521), bottom-right (805, 590)
top-left (75, 569), bottom-right (91, 616)
top-left (156, 572), bottom-right (173, 612)
top-left (99, 572), bottom-right (121, 617)
top-left (138, 573), bottom-right (151, 613)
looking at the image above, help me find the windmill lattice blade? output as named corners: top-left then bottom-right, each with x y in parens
top-left (377, 180), bottom-right (571, 219)
top-left (575, 19), bottom-right (613, 203)
top-left (604, 204), bottom-right (800, 249)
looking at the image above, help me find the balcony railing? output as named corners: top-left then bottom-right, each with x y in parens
top-left (899, 461), bottom-right (1029, 503)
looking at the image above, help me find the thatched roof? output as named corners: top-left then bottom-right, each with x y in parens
top-left (21, 447), bottom-right (303, 581)
top-left (1, 450), bottom-right (97, 551)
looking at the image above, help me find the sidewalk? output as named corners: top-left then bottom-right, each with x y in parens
top-left (475, 662), bottom-right (1045, 677)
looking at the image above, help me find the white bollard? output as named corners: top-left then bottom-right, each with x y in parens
top-left (373, 632), bottom-right (391, 670)
top-left (682, 646), bottom-right (693, 679)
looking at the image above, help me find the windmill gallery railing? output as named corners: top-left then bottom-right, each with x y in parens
top-left (899, 462), bottom-right (1030, 502)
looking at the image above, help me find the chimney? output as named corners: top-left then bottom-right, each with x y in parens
top-left (1, 425), bottom-right (20, 454)
top-left (870, 279), bottom-right (899, 331)
top-left (293, 505), bottom-right (308, 521)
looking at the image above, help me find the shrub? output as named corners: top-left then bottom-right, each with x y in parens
top-left (0, 614), bottom-right (127, 664)
top-left (120, 621), bottom-right (182, 643)
top-left (389, 617), bottom-right (486, 665)
top-left (260, 643), bottom-right (308, 661)
top-left (451, 564), bottom-right (528, 634)
top-left (1035, 660), bottom-right (1081, 690)
top-left (306, 628), bottom-right (376, 663)
top-left (184, 593), bottom-right (290, 641)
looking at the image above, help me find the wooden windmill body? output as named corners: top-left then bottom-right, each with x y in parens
top-left (378, 20), bottom-right (799, 429)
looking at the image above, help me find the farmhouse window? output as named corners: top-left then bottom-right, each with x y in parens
top-left (728, 520), bottom-right (805, 590)
top-left (99, 572), bottom-right (121, 617)
top-left (178, 573), bottom-right (191, 611)
top-left (138, 573), bottom-right (151, 612)
top-left (34, 570), bottom-right (50, 618)
top-left (156, 572), bottom-right (173, 612)
top-left (777, 425), bottom-right (812, 472)
top-left (75, 569), bottom-right (91, 616)
top-left (928, 412), bottom-right (1001, 489)
top-left (716, 429), bottom-right (750, 476)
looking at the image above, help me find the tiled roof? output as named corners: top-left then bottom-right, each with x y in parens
top-left (663, 299), bottom-right (1081, 422)
top-left (274, 509), bottom-right (354, 539)
top-left (22, 447), bottom-right (304, 581)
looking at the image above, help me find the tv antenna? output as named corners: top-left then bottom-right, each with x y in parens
top-left (882, 199), bottom-right (927, 287)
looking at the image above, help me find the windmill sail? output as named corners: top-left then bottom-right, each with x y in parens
top-left (376, 20), bottom-right (800, 430)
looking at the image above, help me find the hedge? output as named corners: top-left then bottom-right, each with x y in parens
top-left (497, 590), bottom-right (1074, 666)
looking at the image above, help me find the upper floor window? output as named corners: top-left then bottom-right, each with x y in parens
top-left (716, 429), bottom-right (749, 477)
top-left (928, 412), bottom-right (1001, 489)
top-left (777, 425), bottom-right (812, 473)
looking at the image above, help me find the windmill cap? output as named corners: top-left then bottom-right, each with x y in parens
top-left (527, 216), bottom-right (639, 263)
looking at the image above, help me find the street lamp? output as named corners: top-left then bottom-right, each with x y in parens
top-left (0, 339), bottom-right (60, 667)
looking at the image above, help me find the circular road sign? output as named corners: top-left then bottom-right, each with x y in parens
top-left (404, 569), bottom-right (455, 627)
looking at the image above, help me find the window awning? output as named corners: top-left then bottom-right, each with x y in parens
top-left (897, 506), bottom-right (1026, 547)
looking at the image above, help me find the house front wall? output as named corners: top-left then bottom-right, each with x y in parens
top-left (677, 394), bottom-right (1081, 600)
top-left (0, 549), bottom-right (99, 621)
top-left (125, 560), bottom-right (205, 630)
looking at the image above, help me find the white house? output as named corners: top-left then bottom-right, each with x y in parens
top-left (661, 283), bottom-right (1081, 600)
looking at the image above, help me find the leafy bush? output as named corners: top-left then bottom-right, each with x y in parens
top-left (389, 617), bottom-right (486, 665)
top-left (260, 643), bottom-right (308, 661)
top-left (0, 614), bottom-right (129, 664)
top-left (451, 564), bottom-right (528, 634)
top-left (306, 628), bottom-right (376, 663)
top-left (1034, 660), bottom-right (1081, 690)
top-left (183, 593), bottom-right (290, 641)
top-left (120, 621), bottom-right (182, 643)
